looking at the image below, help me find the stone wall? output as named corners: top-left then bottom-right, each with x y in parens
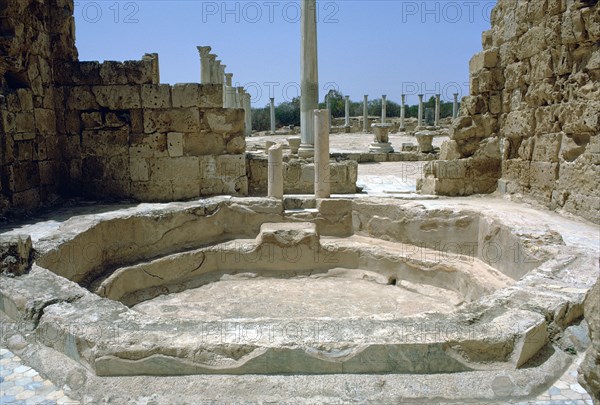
top-left (1, 0), bottom-right (78, 217)
top-left (247, 154), bottom-right (358, 195)
top-left (54, 60), bottom-right (247, 201)
top-left (419, 0), bottom-right (599, 224)
top-left (1, 0), bottom-right (247, 218)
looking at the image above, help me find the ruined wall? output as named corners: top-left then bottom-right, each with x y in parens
top-left (54, 61), bottom-right (247, 201)
top-left (420, 0), bottom-right (599, 224)
top-left (1, 0), bottom-right (247, 218)
top-left (1, 0), bottom-right (77, 217)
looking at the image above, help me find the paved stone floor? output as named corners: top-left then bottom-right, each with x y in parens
top-left (0, 345), bottom-right (593, 404)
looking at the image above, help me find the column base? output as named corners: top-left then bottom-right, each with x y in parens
top-left (298, 143), bottom-right (314, 158)
top-left (369, 142), bottom-right (394, 154)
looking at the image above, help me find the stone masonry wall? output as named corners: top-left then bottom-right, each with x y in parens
top-left (1, 0), bottom-right (247, 218)
top-left (419, 0), bottom-right (599, 224)
top-left (54, 60), bottom-right (247, 201)
top-left (1, 0), bottom-right (78, 217)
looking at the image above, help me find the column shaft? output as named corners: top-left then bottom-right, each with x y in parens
top-left (314, 109), bottom-right (330, 198)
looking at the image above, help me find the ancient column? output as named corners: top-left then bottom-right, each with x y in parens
top-left (270, 97), bottom-right (276, 134)
top-left (326, 96), bottom-right (331, 129)
top-left (381, 95), bottom-right (387, 124)
top-left (243, 92), bottom-right (252, 136)
top-left (223, 73), bottom-right (235, 108)
top-left (314, 109), bottom-right (330, 198)
top-left (417, 94), bottom-right (424, 128)
top-left (344, 95), bottom-right (350, 127)
top-left (217, 62), bottom-right (225, 84)
top-left (453, 93), bottom-right (459, 118)
top-left (236, 87), bottom-right (244, 109)
top-left (400, 94), bottom-right (406, 131)
top-left (434, 94), bottom-right (441, 127)
top-left (208, 54), bottom-right (217, 84)
top-left (268, 144), bottom-right (283, 199)
top-left (363, 95), bottom-right (368, 132)
top-left (299, 0), bottom-right (318, 158)
top-left (197, 46), bottom-right (212, 84)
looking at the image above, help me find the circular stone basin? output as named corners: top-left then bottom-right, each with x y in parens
top-left (132, 269), bottom-right (464, 321)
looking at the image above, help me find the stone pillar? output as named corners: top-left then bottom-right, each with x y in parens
top-left (381, 95), bottom-right (387, 124)
top-left (214, 60), bottom-right (222, 84)
top-left (207, 54), bottom-right (217, 84)
top-left (400, 94), bottom-right (406, 131)
top-left (270, 97), bottom-right (276, 134)
top-left (417, 94), bottom-right (424, 128)
top-left (326, 96), bottom-right (331, 129)
top-left (197, 46), bottom-right (212, 84)
top-left (344, 95), bottom-right (350, 127)
top-left (453, 93), bottom-right (459, 118)
top-left (236, 87), bottom-right (244, 109)
top-left (363, 95), bottom-right (368, 132)
top-left (434, 94), bottom-right (441, 127)
top-left (223, 73), bottom-right (236, 108)
top-left (243, 92), bottom-right (252, 136)
top-left (314, 109), bottom-right (330, 198)
top-left (299, 0), bottom-right (318, 158)
top-left (268, 144), bottom-right (283, 199)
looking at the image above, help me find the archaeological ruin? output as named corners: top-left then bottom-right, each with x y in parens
top-left (0, 0), bottom-right (598, 403)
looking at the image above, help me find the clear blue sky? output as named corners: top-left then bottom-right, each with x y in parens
top-left (73, 0), bottom-right (496, 107)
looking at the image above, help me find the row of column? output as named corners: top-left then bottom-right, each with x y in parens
top-left (198, 45), bottom-right (252, 136)
top-left (329, 93), bottom-right (460, 131)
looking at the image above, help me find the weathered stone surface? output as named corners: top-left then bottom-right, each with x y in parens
top-left (0, 235), bottom-right (32, 276)
top-left (419, 0), bottom-right (600, 224)
top-left (579, 279), bottom-right (600, 403)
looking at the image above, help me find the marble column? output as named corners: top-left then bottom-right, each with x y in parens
top-left (243, 92), bottom-right (252, 136)
top-left (417, 94), bottom-right (424, 128)
top-left (453, 93), bottom-right (459, 118)
top-left (299, 0), bottom-right (318, 158)
top-left (314, 109), bottom-right (330, 198)
top-left (400, 94), bottom-right (406, 131)
top-left (363, 95), bottom-right (369, 132)
top-left (326, 96), bottom-right (331, 129)
top-left (236, 87), bottom-right (244, 109)
top-left (270, 97), bottom-right (276, 134)
top-left (217, 62), bottom-right (224, 84)
top-left (344, 95), bottom-right (350, 127)
top-left (381, 95), bottom-right (387, 124)
top-left (224, 73), bottom-right (234, 108)
top-left (434, 94), bottom-right (441, 127)
top-left (268, 144), bottom-right (283, 199)
top-left (197, 46), bottom-right (211, 84)
top-left (208, 54), bottom-right (217, 84)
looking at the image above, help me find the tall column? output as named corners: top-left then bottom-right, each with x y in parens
top-left (314, 109), bottom-right (330, 199)
top-left (344, 95), bottom-right (350, 127)
top-left (299, 0), bottom-right (318, 158)
top-left (236, 87), bottom-right (244, 109)
top-left (208, 54), bottom-right (217, 83)
top-left (363, 95), bottom-right (368, 132)
top-left (453, 93), bottom-right (459, 118)
top-left (381, 95), bottom-right (387, 124)
top-left (224, 73), bottom-right (234, 108)
top-left (216, 62), bottom-right (224, 84)
top-left (197, 46), bottom-right (211, 84)
top-left (326, 96), bottom-right (331, 129)
top-left (434, 94), bottom-right (441, 127)
top-left (270, 97), bottom-right (276, 134)
top-left (268, 144), bottom-right (283, 199)
top-left (417, 94), bottom-right (424, 128)
top-left (243, 92), bottom-right (252, 137)
top-left (400, 94), bottom-right (406, 131)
